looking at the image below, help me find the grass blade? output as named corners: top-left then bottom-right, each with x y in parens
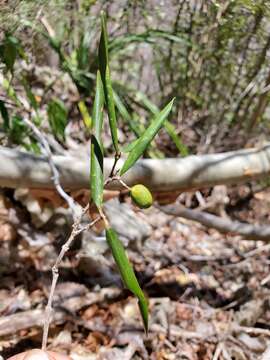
top-left (106, 227), bottom-right (148, 332)
top-left (120, 98), bottom-right (175, 175)
top-left (90, 71), bottom-right (104, 208)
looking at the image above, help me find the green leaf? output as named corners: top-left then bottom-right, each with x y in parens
top-left (1, 35), bottom-right (18, 72)
top-left (77, 32), bottom-right (91, 71)
top-left (9, 115), bottom-right (28, 144)
top-left (0, 100), bottom-right (10, 130)
top-left (98, 13), bottom-right (119, 153)
top-left (78, 100), bottom-right (92, 128)
top-left (2, 78), bottom-right (20, 104)
top-left (22, 77), bottom-right (38, 112)
top-left (135, 91), bottom-right (188, 156)
top-left (109, 30), bottom-right (189, 56)
top-left (105, 66), bottom-right (119, 152)
top-left (120, 98), bottom-right (175, 175)
top-left (98, 12), bottom-right (109, 86)
top-left (90, 71), bottom-right (104, 208)
top-left (47, 98), bottom-right (68, 141)
top-left (135, 90), bottom-right (159, 114)
top-left (24, 137), bottom-right (41, 154)
top-left (122, 138), bottom-right (139, 153)
top-left (0, 34), bottom-right (26, 73)
top-left (164, 121), bottom-right (189, 156)
top-left (21, 77), bottom-right (42, 125)
top-left (106, 228), bottom-right (148, 332)
top-left (113, 90), bottom-right (142, 137)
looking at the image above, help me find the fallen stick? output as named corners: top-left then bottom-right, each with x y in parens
top-left (1, 143), bottom-right (270, 191)
top-left (161, 204), bottom-right (270, 241)
top-left (0, 309), bottom-right (66, 337)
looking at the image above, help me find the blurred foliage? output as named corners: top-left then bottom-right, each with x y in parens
top-left (47, 98), bottom-right (68, 141)
top-left (1, 0), bottom-right (270, 155)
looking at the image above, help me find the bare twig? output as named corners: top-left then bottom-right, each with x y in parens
top-left (212, 342), bottom-right (223, 360)
top-left (40, 16), bottom-right (56, 38)
top-left (233, 325), bottom-right (270, 337)
top-left (22, 117), bottom-right (79, 218)
top-left (20, 119), bottom-right (103, 349)
top-left (104, 175), bottom-right (131, 191)
top-left (109, 151), bottom-right (121, 178)
top-left (42, 209), bottom-right (100, 350)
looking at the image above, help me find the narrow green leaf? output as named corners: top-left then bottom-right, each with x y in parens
top-left (113, 90), bottom-right (142, 137)
top-left (122, 138), bottom-right (139, 153)
top-left (0, 100), bottom-right (9, 130)
top-left (98, 12), bottom-right (109, 86)
top-left (106, 228), bottom-right (148, 332)
top-left (109, 30), bottom-right (189, 56)
top-left (2, 78), bottom-right (20, 105)
top-left (90, 71), bottom-right (104, 208)
top-left (2, 35), bottom-right (18, 73)
top-left (135, 90), bottom-right (159, 114)
top-left (98, 13), bottom-right (119, 153)
top-left (120, 98), bottom-right (175, 175)
top-left (47, 98), bottom-right (68, 141)
top-left (22, 77), bottom-right (38, 111)
top-left (164, 121), bottom-right (189, 156)
top-left (105, 66), bottom-right (119, 152)
top-left (0, 34), bottom-right (26, 73)
top-left (78, 100), bottom-right (92, 128)
top-left (9, 115), bottom-right (28, 144)
top-left (135, 91), bottom-right (189, 156)
top-left (77, 32), bottom-right (91, 71)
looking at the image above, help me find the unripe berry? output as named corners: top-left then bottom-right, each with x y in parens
top-left (130, 184), bottom-right (153, 209)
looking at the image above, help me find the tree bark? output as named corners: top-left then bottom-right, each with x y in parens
top-left (0, 144), bottom-right (270, 191)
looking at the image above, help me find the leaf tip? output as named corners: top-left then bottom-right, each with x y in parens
top-left (138, 297), bottom-right (149, 334)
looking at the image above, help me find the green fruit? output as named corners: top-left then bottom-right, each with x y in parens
top-left (130, 184), bottom-right (153, 209)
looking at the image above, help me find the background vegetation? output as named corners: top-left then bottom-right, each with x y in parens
top-left (1, 0), bottom-right (270, 157)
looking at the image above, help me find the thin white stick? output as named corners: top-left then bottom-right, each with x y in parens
top-left (42, 209), bottom-right (100, 350)
top-left (22, 117), bottom-right (79, 218)
top-left (20, 118), bottom-right (99, 349)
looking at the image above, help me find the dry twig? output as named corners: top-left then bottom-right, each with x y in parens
top-left (160, 204), bottom-right (270, 242)
top-left (20, 118), bottom-right (103, 350)
top-left (42, 209), bottom-right (100, 349)
top-left (22, 117), bottom-right (78, 217)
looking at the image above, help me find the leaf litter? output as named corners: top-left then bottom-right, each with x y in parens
top-left (1, 186), bottom-right (270, 359)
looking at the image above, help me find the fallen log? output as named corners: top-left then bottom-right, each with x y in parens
top-left (0, 144), bottom-right (270, 191)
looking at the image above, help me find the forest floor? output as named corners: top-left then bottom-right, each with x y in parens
top-left (1, 184), bottom-right (270, 360)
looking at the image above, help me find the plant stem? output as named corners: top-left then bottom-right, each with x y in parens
top-left (42, 208), bottom-right (100, 350)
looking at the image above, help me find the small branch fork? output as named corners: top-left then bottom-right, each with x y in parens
top-left (22, 118), bottom-right (105, 350)
top-left (109, 151), bottom-right (121, 178)
top-left (42, 207), bottom-right (100, 350)
top-left (23, 116), bottom-right (132, 349)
